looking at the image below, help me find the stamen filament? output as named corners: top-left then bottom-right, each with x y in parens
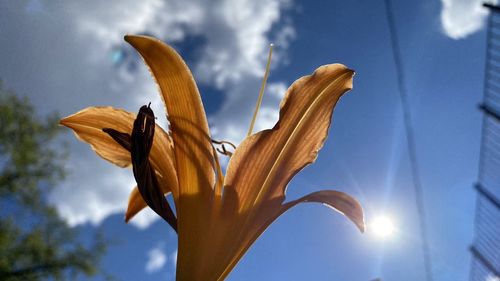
top-left (247, 43), bottom-right (273, 137)
top-left (211, 139), bottom-right (237, 149)
top-left (211, 139), bottom-right (236, 157)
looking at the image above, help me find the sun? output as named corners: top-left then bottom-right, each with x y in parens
top-left (370, 215), bottom-right (395, 238)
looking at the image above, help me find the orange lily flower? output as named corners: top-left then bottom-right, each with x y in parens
top-left (60, 35), bottom-right (364, 280)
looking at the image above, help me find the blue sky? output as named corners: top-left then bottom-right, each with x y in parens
top-left (0, 0), bottom-right (494, 280)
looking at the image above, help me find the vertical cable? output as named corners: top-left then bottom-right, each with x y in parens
top-left (383, 1), bottom-right (434, 280)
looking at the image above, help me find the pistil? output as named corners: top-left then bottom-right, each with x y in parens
top-left (247, 43), bottom-right (273, 137)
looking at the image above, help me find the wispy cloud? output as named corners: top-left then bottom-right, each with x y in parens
top-left (440, 0), bottom-right (498, 39)
top-left (129, 207), bottom-right (160, 229)
top-left (145, 244), bottom-right (167, 274)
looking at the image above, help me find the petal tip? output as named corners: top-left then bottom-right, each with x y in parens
top-left (343, 207), bottom-right (364, 233)
top-left (124, 207), bottom-right (136, 223)
top-left (124, 34), bottom-right (155, 45)
top-left (357, 218), bottom-right (366, 233)
top-left (59, 116), bottom-right (73, 128)
top-left (123, 34), bottom-right (134, 42)
top-left (59, 118), bottom-right (67, 126)
top-left (124, 34), bottom-right (146, 45)
top-left (351, 203), bottom-right (365, 233)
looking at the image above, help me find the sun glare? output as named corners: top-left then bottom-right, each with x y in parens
top-left (371, 216), bottom-right (395, 238)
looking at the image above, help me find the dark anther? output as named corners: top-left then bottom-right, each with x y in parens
top-left (211, 139), bottom-right (236, 149)
top-left (131, 105), bottom-right (177, 232)
top-left (103, 128), bottom-right (131, 152)
top-left (102, 103), bottom-right (177, 232)
top-left (211, 139), bottom-right (236, 157)
top-left (104, 105), bottom-right (177, 233)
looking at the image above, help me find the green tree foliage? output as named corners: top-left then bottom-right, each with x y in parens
top-left (0, 82), bottom-right (107, 280)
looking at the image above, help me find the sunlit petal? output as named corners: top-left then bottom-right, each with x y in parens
top-left (125, 186), bottom-right (147, 222)
top-left (125, 173), bottom-right (172, 222)
top-left (60, 106), bottom-right (179, 206)
top-left (200, 64), bottom-right (356, 280)
top-left (225, 64), bottom-right (354, 210)
top-left (60, 106), bottom-right (136, 168)
top-left (125, 35), bottom-right (218, 278)
top-left (62, 34), bottom-right (365, 281)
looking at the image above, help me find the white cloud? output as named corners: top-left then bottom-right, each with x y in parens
top-left (0, 0), bottom-right (294, 228)
top-left (193, 0), bottom-right (293, 88)
top-left (129, 207), bottom-right (161, 229)
top-left (145, 244), bottom-right (167, 273)
top-left (486, 274), bottom-right (500, 281)
top-left (55, 161), bottom-right (135, 226)
top-left (440, 0), bottom-right (498, 39)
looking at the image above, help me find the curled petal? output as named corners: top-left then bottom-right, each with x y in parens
top-left (283, 190), bottom-right (365, 232)
top-left (225, 64), bottom-right (355, 212)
